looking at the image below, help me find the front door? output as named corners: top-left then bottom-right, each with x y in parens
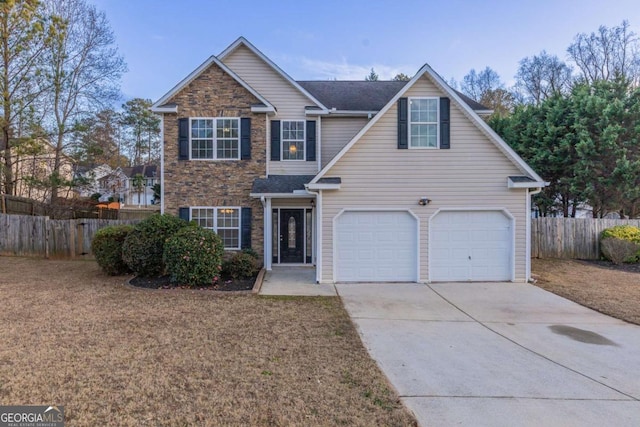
top-left (279, 209), bottom-right (304, 263)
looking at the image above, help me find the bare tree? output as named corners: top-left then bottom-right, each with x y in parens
top-left (43, 0), bottom-right (126, 201)
top-left (567, 20), bottom-right (640, 85)
top-left (461, 67), bottom-right (502, 101)
top-left (515, 51), bottom-right (573, 105)
top-left (461, 67), bottom-right (513, 116)
top-left (0, 0), bottom-right (48, 195)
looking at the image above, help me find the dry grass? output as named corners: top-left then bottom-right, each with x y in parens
top-left (0, 257), bottom-right (415, 426)
top-left (532, 258), bottom-right (640, 325)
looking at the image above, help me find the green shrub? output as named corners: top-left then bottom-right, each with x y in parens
top-left (600, 225), bottom-right (640, 263)
top-left (600, 225), bottom-right (640, 243)
top-left (222, 250), bottom-right (260, 279)
top-left (163, 227), bottom-right (224, 287)
top-left (91, 225), bottom-right (134, 275)
top-left (122, 213), bottom-right (188, 277)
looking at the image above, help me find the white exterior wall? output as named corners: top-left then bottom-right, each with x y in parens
top-left (320, 117), bottom-right (368, 167)
top-left (320, 75), bottom-right (528, 283)
top-left (222, 45), bottom-right (318, 175)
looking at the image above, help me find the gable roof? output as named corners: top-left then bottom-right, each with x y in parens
top-left (310, 63), bottom-right (545, 185)
top-left (124, 164), bottom-right (158, 179)
top-left (151, 55), bottom-right (275, 114)
top-left (219, 37), bottom-right (327, 111)
top-left (298, 80), bottom-right (491, 113)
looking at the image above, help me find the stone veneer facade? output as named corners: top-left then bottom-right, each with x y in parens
top-left (162, 62), bottom-right (266, 258)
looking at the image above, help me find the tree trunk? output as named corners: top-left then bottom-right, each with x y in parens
top-left (2, 125), bottom-right (13, 195)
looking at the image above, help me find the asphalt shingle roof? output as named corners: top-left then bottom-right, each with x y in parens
top-left (251, 175), bottom-right (316, 194)
top-left (297, 80), bottom-right (490, 112)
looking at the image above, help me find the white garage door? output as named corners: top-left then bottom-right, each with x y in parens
top-left (335, 211), bottom-right (417, 282)
top-left (430, 210), bottom-right (512, 282)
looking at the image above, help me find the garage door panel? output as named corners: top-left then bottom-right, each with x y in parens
top-left (431, 210), bottom-right (512, 282)
top-left (336, 211), bottom-right (417, 282)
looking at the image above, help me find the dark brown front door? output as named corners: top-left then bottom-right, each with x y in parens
top-left (279, 209), bottom-right (304, 263)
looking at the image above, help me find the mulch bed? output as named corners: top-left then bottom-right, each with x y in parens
top-left (580, 259), bottom-right (640, 274)
top-left (129, 275), bottom-right (256, 291)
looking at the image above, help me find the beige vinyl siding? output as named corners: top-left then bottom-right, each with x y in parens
top-left (222, 45), bottom-right (319, 175)
top-left (320, 74), bottom-right (528, 283)
top-left (320, 117), bottom-right (368, 167)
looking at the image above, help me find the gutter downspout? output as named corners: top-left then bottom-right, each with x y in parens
top-left (526, 187), bottom-right (542, 282)
top-left (159, 115), bottom-right (165, 214)
top-left (305, 187), bottom-right (321, 283)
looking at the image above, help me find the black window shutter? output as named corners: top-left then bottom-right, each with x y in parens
top-left (397, 98), bottom-right (408, 149)
top-left (306, 120), bottom-right (316, 161)
top-left (270, 120), bottom-right (281, 161)
top-left (440, 97), bottom-right (450, 149)
top-left (178, 207), bottom-right (190, 222)
top-left (241, 118), bottom-right (251, 160)
top-left (241, 207), bottom-right (252, 249)
top-left (178, 118), bottom-right (189, 160)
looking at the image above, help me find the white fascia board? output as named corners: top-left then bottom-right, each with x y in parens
top-left (305, 109), bottom-right (378, 117)
top-left (311, 62), bottom-right (545, 184)
top-left (508, 177), bottom-right (549, 188)
top-left (151, 105), bottom-right (178, 114)
top-left (151, 54), bottom-right (274, 112)
top-left (305, 183), bottom-right (340, 190)
top-left (251, 105), bottom-right (276, 114)
top-left (219, 37), bottom-right (328, 112)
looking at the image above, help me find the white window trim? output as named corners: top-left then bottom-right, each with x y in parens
top-left (408, 97), bottom-right (439, 149)
top-left (189, 206), bottom-right (242, 250)
top-left (189, 117), bottom-right (241, 161)
top-left (281, 120), bottom-right (306, 161)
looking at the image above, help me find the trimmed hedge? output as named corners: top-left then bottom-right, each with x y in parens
top-left (164, 226), bottom-right (224, 287)
top-left (600, 225), bottom-right (640, 263)
top-left (122, 214), bottom-right (188, 277)
top-left (92, 225), bottom-right (134, 275)
top-left (222, 250), bottom-right (260, 279)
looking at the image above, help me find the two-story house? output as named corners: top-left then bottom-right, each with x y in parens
top-left (152, 37), bottom-right (546, 284)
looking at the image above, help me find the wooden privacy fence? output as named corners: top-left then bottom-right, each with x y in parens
top-left (0, 213), bottom-right (139, 259)
top-left (532, 218), bottom-right (640, 259)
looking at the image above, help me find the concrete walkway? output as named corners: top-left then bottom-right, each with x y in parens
top-left (259, 266), bottom-right (337, 296)
top-left (337, 282), bottom-right (640, 427)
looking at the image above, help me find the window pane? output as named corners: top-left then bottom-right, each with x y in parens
top-left (216, 119), bottom-right (239, 159)
top-left (192, 208), bottom-right (214, 229)
top-left (217, 208), bottom-right (239, 228)
top-left (218, 229), bottom-right (239, 249)
top-left (282, 121), bottom-right (305, 160)
top-left (288, 216), bottom-right (296, 249)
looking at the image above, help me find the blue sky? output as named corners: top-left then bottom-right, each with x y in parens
top-left (91, 0), bottom-right (640, 102)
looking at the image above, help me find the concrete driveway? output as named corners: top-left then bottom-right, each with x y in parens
top-left (336, 282), bottom-right (640, 427)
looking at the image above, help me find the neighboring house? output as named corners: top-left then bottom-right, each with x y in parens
top-left (122, 164), bottom-right (158, 206)
top-left (75, 164), bottom-right (115, 199)
top-left (152, 37), bottom-right (547, 283)
top-left (13, 139), bottom-right (75, 202)
top-left (97, 167), bottom-right (128, 203)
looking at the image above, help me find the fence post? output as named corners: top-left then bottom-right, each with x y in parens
top-left (44, 216), bottom-right (50, 259)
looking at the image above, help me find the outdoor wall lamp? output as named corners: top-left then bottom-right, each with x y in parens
top-left (310, 200), bottom-right (315, 207)
top-left (418, 197), bottom-right (431, 206)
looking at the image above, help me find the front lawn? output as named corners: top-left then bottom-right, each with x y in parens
top-left (0, 257), bottom-right (415, 426)
top-left (532, 258), bottom-right (640, 325)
